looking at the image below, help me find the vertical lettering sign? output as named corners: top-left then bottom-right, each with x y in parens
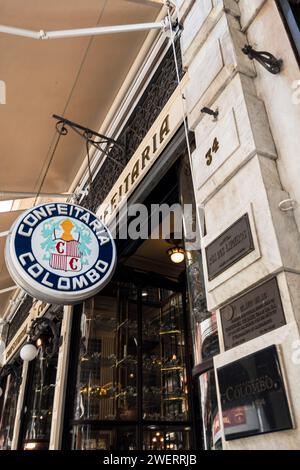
top-left (5, 203), bottom-right (116, 305)
top-left (217, 346), bottom-right (293, 441)
top-left (205, 214), bottom-right (254, 281)
top-left (221, 277), bottom-right (286, 350)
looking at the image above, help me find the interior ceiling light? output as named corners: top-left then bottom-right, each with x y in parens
top-left (166, 233), bottom-right (185, 264)
top-left (167, 247), bottom-right (185, 264)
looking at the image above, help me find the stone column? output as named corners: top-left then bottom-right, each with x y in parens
top-left (180, 0), bottom-right (300, 450)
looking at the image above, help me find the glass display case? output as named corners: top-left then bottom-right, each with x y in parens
top-left (68, 280), bottom-right (194, 450)
top-left (141, 289), bottom-right (188, 423)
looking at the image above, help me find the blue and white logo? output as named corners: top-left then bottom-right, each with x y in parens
top-left (5, 203), bottom-right (116, 304)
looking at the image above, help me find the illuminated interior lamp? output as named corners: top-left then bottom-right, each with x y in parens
top-left (20, 342), bottom-right (39, 362)
top-left (167, 247), bottom-right (185, 264)
top-left (24, 442), bottom-right (37, 450)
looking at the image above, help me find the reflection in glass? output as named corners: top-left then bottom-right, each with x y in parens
top-left (22, 346), bottom-right (59, 450)
top-left (217, 346), bottom-right (293, 441)
top-left (0, 371), bottom-right (20, 450)
top-left (72, 425), bottom-right (137, 450)
top-left (179, 156), bottom-right (220, 364)
top-left (116, 285), bottom-right (138, 420)
top-left (143, 426), bottom-right (191, 450)
top-left (199, 370), bottom-right (222, 450)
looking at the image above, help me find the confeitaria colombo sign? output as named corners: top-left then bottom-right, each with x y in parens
top-left (5, 203), bottom-right (116, 304)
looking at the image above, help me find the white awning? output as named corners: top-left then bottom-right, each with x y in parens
top-left (0, 0), bottom-right (162, 316)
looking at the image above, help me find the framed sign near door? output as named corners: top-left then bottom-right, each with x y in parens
top-left (217, 345), bottom-right (293, 441)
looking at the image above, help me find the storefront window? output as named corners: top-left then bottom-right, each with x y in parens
top-left (68, 281), bottom-right (193, 450)
top-left (20, 314), bottom-right (62, 450)
top-left (0, 364), bottom-right (21, 450)
top-left (73, 295), bottom-right (118, 421)
top-left (21, 350), bottom-right (58, 450)
top-left (142, 290), bottom-right (189, 422)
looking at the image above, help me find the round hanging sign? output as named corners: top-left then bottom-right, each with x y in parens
top-left (5, 203), bottom-right (116, 305)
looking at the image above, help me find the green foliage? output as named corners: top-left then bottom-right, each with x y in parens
top-left (40, 220), bottom-right (61, 260)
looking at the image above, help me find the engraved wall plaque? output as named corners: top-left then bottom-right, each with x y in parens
top-left (220, 277), bottom-right (286, 351)
top-left (205, 214), bottom-right (254, 281)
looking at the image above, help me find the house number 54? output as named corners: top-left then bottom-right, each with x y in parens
top-left (205, 137), bottom-right (220, 166)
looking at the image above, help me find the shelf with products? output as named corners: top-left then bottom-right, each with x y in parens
top-left (139, 288), bottom-right (189, 423)
top-left (114, 283), bottom-right (138, 421)
top-left (76, 285), bottom-right (189, 424)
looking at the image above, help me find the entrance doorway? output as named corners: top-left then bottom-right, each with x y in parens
top-left (63, 139), bottom-right (202, 450)
top-left (66, 271), bottom-right (195, 450)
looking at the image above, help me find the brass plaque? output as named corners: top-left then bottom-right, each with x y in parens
top-left (221, 277), bottom-right (286, 351)
top-left (206, 214), bottom-right (254, 281)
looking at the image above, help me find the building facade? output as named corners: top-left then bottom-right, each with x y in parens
top-left (0, 0), bottom-right (300, 451)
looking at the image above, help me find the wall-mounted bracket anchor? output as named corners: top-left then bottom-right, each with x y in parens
top-left (242, 44), bottom-right (283, 75)
top-left (279, 199), bottom-right (297, 212)
top-left (201, 107), bottom-right (219, 120)
top-left (163, 17), bottom-right (183, 39)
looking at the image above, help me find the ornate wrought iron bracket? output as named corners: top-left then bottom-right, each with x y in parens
top-left (242, 45), bottom-right (283, 75)
top-left (28, 316), bottom-right (61, 360)
top-left (53, 114), bottom-right (125, 169)
top-left (0, 362), bottom-right (21, 387)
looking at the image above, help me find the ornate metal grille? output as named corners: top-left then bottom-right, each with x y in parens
top-left (82, 40), bottom-right (184, 212)
top-left (5, 300), bottom-right (63, 348)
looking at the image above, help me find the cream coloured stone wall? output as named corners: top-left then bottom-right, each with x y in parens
top-left (181, 0), bottom-right (300, 450)
top-left (240, 0), bottom-right (300, 234)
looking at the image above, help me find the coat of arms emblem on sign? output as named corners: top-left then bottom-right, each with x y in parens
top-left (40, 218), bottom-right (92, 273)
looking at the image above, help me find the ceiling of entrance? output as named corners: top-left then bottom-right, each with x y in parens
top-left (125, 237), bottom-right (186, 281)
top-left (0, 0), bottom-right (162, 315)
